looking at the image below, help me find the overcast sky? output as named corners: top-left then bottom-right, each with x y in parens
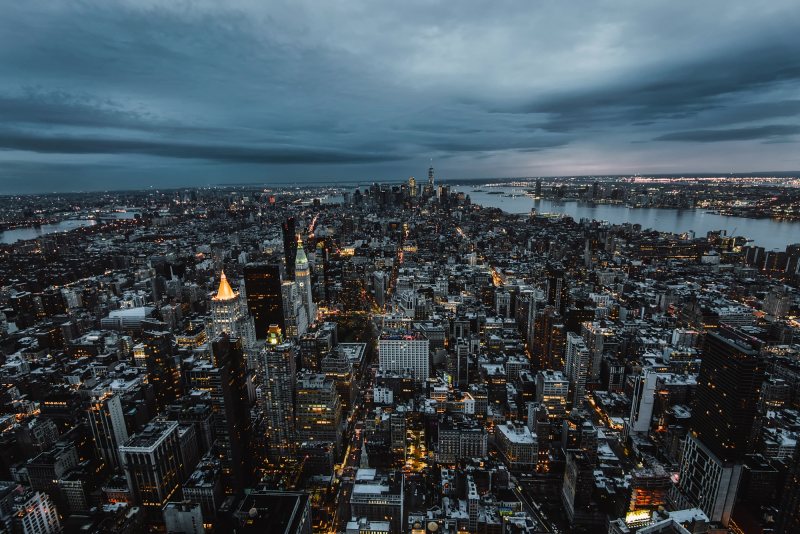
top-left (1, 1), bottom-right (799, 193)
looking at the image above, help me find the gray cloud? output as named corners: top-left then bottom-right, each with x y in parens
top-left (0, 0), bottom-right (798, 191)
top-left (653, 124), bottom-right (800, 143)
top-left (0, 130), bottom-right (400, 164)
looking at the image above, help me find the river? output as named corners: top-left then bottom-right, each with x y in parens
top-left (0, 219), bottom-right (97, 244)
top-left (455, 186), bottom-right (800, 251)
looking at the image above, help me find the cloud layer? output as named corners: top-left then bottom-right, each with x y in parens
top-left (0, 1), bottom-right (799, 192)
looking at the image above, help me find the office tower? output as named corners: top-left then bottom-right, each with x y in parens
top-left (295, 372), bottom-right (342, 454)
top-left (261, 341), bottom-right (297, 461)
top-left (545, 264), bottom-right (568, 314)
top-left (211, 271), bottom-right (255, 343)
top-left (281, 279), bottom-right (308, 338)
top-left (535, 179), bottom-right (542, 197)
top-left (351, 469), bottom-right (404, 534)
top-left (11, 489), bottom-right (61, 534)
top-left (281, 217), bottom-right (298, 280)
top-left (119, 420), bottom-right (184, 521)
top-left (670, 330), bottom-right (766, 525)
top-left (186, 335), bottom-right (252, 493)
top-left (428, 164), bottom-right (435, 188)
top-left (564, 332), bottom-right (590, 408)
top-left (295, 236), bottom-right (316, 325)
top-left (134, 330), bottom-right (180, 411)
top-left (778, 446), bottom-right (800, 533)
top-left (436, 415), bottom-right (488, 463)
top-left (87, 388), bottom-right (129, 470)
top-left (561, 451), bottom-right (596, 527)
top-left (26, 442), bottom-right (78, 511)
top-left (163, 501), bottom-right (204, 534)
top-left (378, 331), bottom-right (430, 383)
top-left (536, 370), bottom-right (569, 419)
top-left (243, 263), bottom-right (285, 339)
top-left (450, 339), bottom-right (470, 389)
top-left (408, 176), bottom-right (417, 198)
top-left (628, 369), bottom-right (657, 435)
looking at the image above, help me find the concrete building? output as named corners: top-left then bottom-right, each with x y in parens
top-left (378, 331), bottom-right (430, 383)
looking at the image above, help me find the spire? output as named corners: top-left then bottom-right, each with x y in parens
top-left (213, 270), bottom-right (237, 301)
top-left (295, 234), bottom-right (308, 267)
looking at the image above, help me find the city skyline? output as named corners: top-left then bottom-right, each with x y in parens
top-left (1, 1), bottom-right (799, 193)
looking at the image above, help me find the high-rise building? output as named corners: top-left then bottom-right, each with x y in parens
top-left (11, 488), bottom-right (61, 534)
top-left (261, 341), bottom-right (297, 461)
top-left (408, 176), bottom-right (417, 198)
top-left (545, 264), bottom-right (568, 314)
top-left (281, 217), bottom-right (298, 280)
top-left (295, 236), bottom-right (316, 326)
top-left (243, 263), bottom-right (285, 339)
top-left (778, 446), bottom-right (800, 533)
top-left (627, 369), bottom-right (657, 434)
top-left (378, 331), bottom-right (430, 383)
top-left (134, 330), bottom-right (180, 411)
top-left (211, 271), bottom-right (255, 342)
top-left (670, 329), bottom-right (766, 525)
top-left (119, 420), bottom-right (184, 521)
top-left (351, 469), bottom-right (404, 534)
top-left (295, 372), bottom-right (342, 454)
top-left (186, 335), bottom-right (252, 493)
top-left (536, 370), bottom-right (569, 419)
top-left (281, 279), bottom-right (308, 338)
top-left (87, 388), bottom-right (129, 471)
top-left (564, 332), bottom-right (590, 408)
top-left (436, 415), bottom-right (488, 464)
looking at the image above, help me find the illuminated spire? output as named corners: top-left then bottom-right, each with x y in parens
top-left (295, 235), bottom-right (308, 267)
top-left (213, 270), bottom-right (237, 301)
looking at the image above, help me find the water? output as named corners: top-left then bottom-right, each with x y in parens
top-left (456, 186), bottom-right (800, 251)
top-left (0, 219), bottom-right (97, 244)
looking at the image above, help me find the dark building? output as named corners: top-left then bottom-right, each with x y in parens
top-left (779, 447), bottom-right (800, 533)
top-left (243, 263), bottom-right (285, 339)
top-left (282, 217), bottom-right (298, 280)
top-left (229, 491), bottom-right (312, 533)
top-left (671, 327), bottom-right (766, 525)
top-left (545, 264), bottom-right (568, 314)
top-left (691, 329), bottom-right (765, 463)
top-left (186, 335), bottom-right (253, 494)
top-left (135, 331), bottom-right (180, 412)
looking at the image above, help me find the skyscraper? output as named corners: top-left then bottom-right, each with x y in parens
top-left (295, 372), bottom-right (342, 454)
top-left (408, 176), bottom-right (417, 198)
top-left (87, 388), bottom-right (129, 470)
top-left (261, 341), bottom-right (297, 461)
top-left (243, 263), bottom-right (285, 339)
top-left (134, 330), bottom-right (180, 411)
top-left (281, 217), bottom-right (297, 280)
top-left (564, 332), bottom-right (590, 408)
top-left (545, 264), bottom-right (568, 314)
top-left (119, 420), bottom-right (184, 521)
top-left (670, 329), bottom-right (766, 525)
top-left (378, 331), bottom-right (430, 383)
top-left (295, 236), bottom-right (316, 325)
top-left (211, 271), bottom-right (256, 350)
top-left (627, 368), bottom-right (657, 434)
top-left (186, 335), bottom-right (253, 493)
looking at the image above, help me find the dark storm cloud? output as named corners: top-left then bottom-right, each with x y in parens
top-left (0, 1), bottom-right (798, 191)
top-left (654, 124), bottom-right (800, 143)
top-left (0, 130), bottom-right (400, 164)
top-left (513, 42), bottom-right (800, 132)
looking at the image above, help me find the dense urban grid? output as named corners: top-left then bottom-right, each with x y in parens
top-left (0, 169), bottom-right (799, 534)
